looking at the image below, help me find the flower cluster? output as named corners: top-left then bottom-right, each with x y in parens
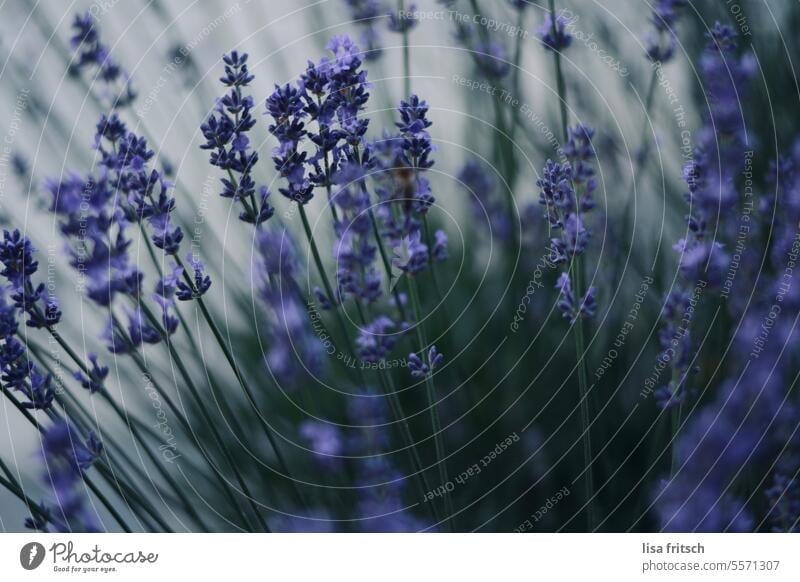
top-left (69, 12), bottom-right (136, 107)
top-left (332, 164), bottom-right (382, 304)
top-left (371, 96), bottom-right (437, 271)
top-left (356, 315), bottom-right (400, 363)
top-left (300, 420), bottom-right (343, 469)
top-left (537, 10), bottom-right (573, 53)
top-left (40, 421), bottom-right (102, 532)
top-left (652, 289), bottom-right (695, 409)
top-left (267, 36), bottom-right (370, 206)
top-left (256, 229), bottom-right (325, 386)
top-left (537, 125), bottom-right (599, 322)
top-left (343, 0), bottom-right (386, 60)
top-left (644, 0), bottom-right (686, 63)
top-left (202, 51), bottom-right (274, 225)
top-left (408, 345), bottom-right (443, 378)
top-left (347, 390), bottom-right (430, 531)
top-left (0, 230), bottom-right (61, 329)
top-left (555, 272), bottom-right (597, 323)
top-left (653, 25), bottom-right (800, 533)
top-left (459, 159), bottom-right (510, 242)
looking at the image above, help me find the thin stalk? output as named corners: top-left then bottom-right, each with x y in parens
top-left (47, 317), bottom-right (250, 530)
top-left (337, 292), bottom-right (438, 527)
top-left (421, 218), bottom-right (445, 304)
top-left (377, 370), bottom-right (440, 526)
top-left (27, 335), bottom-right (205, 522)
top-left (137, 222), bottom-right (205, 360)
top-left (569, 257), bottom-right (596, 530)
top-left (1, 388), bottom-right (133, 532)
top-left (83, 476), bottom-right (134, 532)
top-left (548, 0), bottom-right (569, 142)
top-left (299, 204), bottom-right (338, 308)
top-left (507, 7), bottom-right (526, 191)
top-left (369, 205), bottom-right (409, 320)
top-left (352, 145), bottom-right (408, 321)
top-left (406, 276), bottom-right (453, 530)
top-left (173, 254), bottom-right (307, 511)
top-left (133, 301), bottom-right (270, 532)
top-left (140, 177), bottom-right (300, 510)
top-left (615, 69), bottom-right (659, 286)
top-left (41, 374), bottom-right (173, 531)
top-left (549, 0), bottom-right (596, 530)
top-left (298, 204), bottom-right (362, 358)
top-left (114, 316), bottom-right (257, 530)
top-left (399, 0), bottom-right (411, 98)
top-left (0, 457), bottom-right (56, 528)
top-left (670, 404), bottom-right (681, 475)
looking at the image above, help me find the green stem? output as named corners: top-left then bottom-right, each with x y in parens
top-left (0, 458), bottom-right (54, 528)
top-left (549, 0), bottom-right (595, 530)
top-left (299, 204), bottom-right (337, 307)
top-left (133, 301), bottom-right (269, 532)
top-left (377, 371), bottom-right (440, 526)
top-left (507, 8), bottom-right (526, 191)
top-left (297, 204), bottom-right (365, 359)
top-left (48, 381), bottom-right (174, 531)
top-left (352, 145), bottom-right (408, 321)
top-left (407, 276), bottom-right (453, 530)
top-left (1, 389), bottom-right (133, 532)
top-left (399, 0), bottom-right (411, 98)
top-left (29, 333), bottom-right (207, 528)
top-left (174, 254), bottom-right (307, 511)
top-left (570, 257), bottom-right (596, 530)
top-left (549, 0), bottom-right (569, 142)
top-left (346, 280), bottom-right (438, 527)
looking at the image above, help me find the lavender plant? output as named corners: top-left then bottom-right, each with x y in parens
top-left (0, 1), bottom-right (798, 536)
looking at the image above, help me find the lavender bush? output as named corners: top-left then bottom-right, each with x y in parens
top-left (0, 0), bottom-right (797, 533)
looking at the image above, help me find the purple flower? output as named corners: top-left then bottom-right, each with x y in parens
top-left (0, 290), bottom-right (19, 338)
top-left (432, 230), bottom-right (448, 262)
top-left (644, 0), bottom-right (686, 62)
top-left (342, 0), bottom-right (385, 60)
top-left (536, 124), bottom-right (600, 325)
top-left (69, 12), bottom-right (136, 107)
top-left (40, 421), bottom-right (101, 532)
top-left (20, 368), bottom-right (54, 410)
top-left (388, 3), bottom-right (419, 34)
top-left (202, 52), bottom-right (274, 224)
top-left (674, 240), bottom-right (729, 287)
top-left (73, 353), bottom-right (108, 394)
top-left (176, 254), bottom-right (212, 301)
top-left (459, 159), bottom-right (510, 241)
top-left (538, 11), bottom-right (572, 53)
top-left (256, 229), bottom-right (325, 386)
top-left (266, 84), bottom-right (313, 204)
top-left (555, 273), bottom-right (597, 322)
top-left (408, 345), bottom-right (444, 378)
top-left (537, 159), bottom-right (575, 229)
top-left (347, 388), bottom-right (431, 531)
top-left (0, 336), bottom-right (32, 389)
top-left (356, 316), bottom-right (399, 363)
top-left (0, 230), bottom-right (61, 329)
top-left (765, 471), bottom-right (800, 532)
top-left (332, 164), bottom-right (382, 303)
top-left (474, 41), bottom-right (511, 79)
top-left (125, 307), bottom-right (161, 347)
top-left (393, 231), bottom-right (428, 275)
top-left (300, 420), bottom-right (343, 466)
